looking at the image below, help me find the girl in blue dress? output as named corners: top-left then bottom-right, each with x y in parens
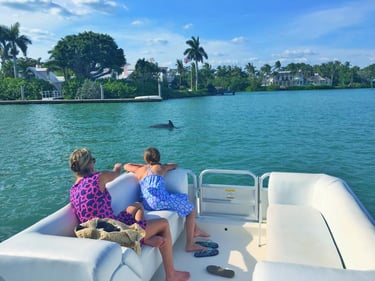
top-left (124, 147), bottom-right (210, 252)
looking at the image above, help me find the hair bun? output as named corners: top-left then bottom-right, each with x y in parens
top-left (71, 161), bottom-right (80, 172)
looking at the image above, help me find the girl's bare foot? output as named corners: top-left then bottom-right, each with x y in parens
top-left (185, 243), bottom-right (205, 252)
top-left (144, 235), bottom-right (166, 248)
top-left (193, 228), bottom-right (210, 238)
top-left (166, 270), bottom-right (190, 281)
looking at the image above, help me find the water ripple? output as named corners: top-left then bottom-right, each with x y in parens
top-left (0, 89), bottom-right (374, 241)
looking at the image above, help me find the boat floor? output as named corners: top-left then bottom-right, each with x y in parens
top-left (151, 217), bottom-right (267, 280)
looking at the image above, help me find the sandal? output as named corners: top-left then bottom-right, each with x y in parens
top-left (206, 265), bottom-right (235, 278)
top-left (194, 248), bottom-right (219, 258)
top-left (195, 240), bottom-right (219, 248)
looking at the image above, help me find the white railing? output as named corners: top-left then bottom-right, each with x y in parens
top-left (40, 90), bottom-right (63, 100)
top-left (197, 169), bottom-right (259, 220)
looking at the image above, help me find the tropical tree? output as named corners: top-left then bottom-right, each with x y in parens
top-left (176, 59), bottom-right (184, 87)
top-left (319, 61), bottom-right (341, 87)
top-left (48, 31), bottom-right (125, 80)
top-left (183, 36), bottom-right (208, 91)
top-left (1, 57), bottom-right (41, 78)
top-left (245, 62), bottom-right (256, 78)
top-left (273, 60), bottom-right (281, 72)
top-left (358, 64), bottom-right (375, 86)
top-left (199, 62), bottom-right (215, 90)
top-left (0, 25), bottom-right (9, 69)
top-left (129, 58), bottom-right (160, 95)
top-left (260, 64), bottom-right (272, 75)
top-left (0, 22), bottom-right (32, 78)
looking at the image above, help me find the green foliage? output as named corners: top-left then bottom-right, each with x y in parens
top-left (0, 60), bottom-right (13, 78)
top-left (102, 79), bottom-right (137, 98)
top-left (0, 78), bottom-right (23, 99)
top-left (0, 22), bottom-right (32, 78)
top-left (129, 58), bottom-right (160, 95)
top-left (184, 36), bottom-right (208, 91)
top-left (0, 77), bottom-right (54, 100)
top-left (60, 78), bottom-right (138, 99)
top-left (62, 79), bottom-right (83, 99)
top-left (1, 57), bottom-right (41, 78)
top-left (48, 31), bottom-right (125, 80)
top-left (76, 79), bottom-right (101, 99)
top-left (359, 64), bottom-right (375, 87)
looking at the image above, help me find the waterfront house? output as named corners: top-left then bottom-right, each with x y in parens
top-left (263, 70), bottom-right (331, 88)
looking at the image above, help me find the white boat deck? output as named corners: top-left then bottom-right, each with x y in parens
top-left (151, 217), bottom-right (267, 280)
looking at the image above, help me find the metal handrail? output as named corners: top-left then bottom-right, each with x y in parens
top-left (198, 169), bottom-right (258, 219)
top-left (258, 172), bottom-right (271, 247)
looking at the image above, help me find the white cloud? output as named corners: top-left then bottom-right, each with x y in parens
top-left (275, 49), bottom-right (318, 58)
top-left (231, 36), bottom-right (246, 44)
top-left (287, 2), bottom-right (375, 40)
top-left (2, 0), bottom-right (374, 68)
top-left (0, 0), bottom-right (74, 17)
top-left (149, 38), bottom-right (169, 45)
top-left (21, 27), bottom-right (55, 42)
top-left (183, 23), bottom-right (193, 30)
top-left (131, 20), bottom-right (144, 26)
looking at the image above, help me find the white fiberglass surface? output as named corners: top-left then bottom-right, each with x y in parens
top-left (151, 219), bottom-right (267, 281)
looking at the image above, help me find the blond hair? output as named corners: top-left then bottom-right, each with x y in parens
top-left (69, 148), bottom-right (94, 176)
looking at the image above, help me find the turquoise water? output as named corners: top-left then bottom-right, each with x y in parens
top-left (0, 88), bottom-right (374, 241)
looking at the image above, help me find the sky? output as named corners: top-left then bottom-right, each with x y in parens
top-left (1, 0), bottom-right (375, 70)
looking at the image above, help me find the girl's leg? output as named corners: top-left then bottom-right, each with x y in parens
top-left (125, 203), bottom-right (163, 247)
top-left (126, 202), bottom-right (144, 221)
top-left (126, 202), bottom-right (148, 230)
top-left (185, 210), bottom-right (210, 252)
top-left (145, 218), bottom-right (190, 281)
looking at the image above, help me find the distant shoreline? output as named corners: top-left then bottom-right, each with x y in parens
top-left (0, 98), bottom-right (162, 105)
top-left (0, 92), bottom-right (214, 105)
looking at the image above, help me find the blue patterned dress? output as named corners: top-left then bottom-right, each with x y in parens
top-left (139, 167), bottom-right (194, 217)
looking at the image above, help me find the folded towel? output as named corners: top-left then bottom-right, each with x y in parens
top-left (75, 218), bottom-right (146, 255)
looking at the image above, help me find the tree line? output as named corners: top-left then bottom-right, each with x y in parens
top-left (1, 22), bottom-right (375, 100)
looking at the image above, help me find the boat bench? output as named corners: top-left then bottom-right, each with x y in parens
top-left (253, 172), bottom-right (375, 281)
top-left (0, 169), bottom-right (189, 281)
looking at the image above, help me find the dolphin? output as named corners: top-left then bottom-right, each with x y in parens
top-left (150, 120), bottom-right (176, 129)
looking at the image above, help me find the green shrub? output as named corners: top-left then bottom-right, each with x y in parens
top-left (0, 78), bottom-right (54, 100)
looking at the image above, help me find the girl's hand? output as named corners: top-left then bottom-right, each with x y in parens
top-left (113, 163), bottom-right (122, 173)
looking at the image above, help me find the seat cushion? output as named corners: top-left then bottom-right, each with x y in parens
top-left (253, 261), bottom-right (375, 281)
top-left (267, 204), bottom-right (343, 268)
top-left (145, 210), bottom-right (184, 243)
top-left (121, 210), bottom-right (185, 280)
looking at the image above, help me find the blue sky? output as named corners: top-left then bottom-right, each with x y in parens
top-left (1, 0), bottom-right (375, 70)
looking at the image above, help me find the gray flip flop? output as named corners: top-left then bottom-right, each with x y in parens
top-left (206, 265), bottom-right (235, 278)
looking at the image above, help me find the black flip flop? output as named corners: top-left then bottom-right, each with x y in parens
top-left (193, 248), bottom-right (219, 257)
top-left (206, 265), bottom-right (235, 278)
top-left (195, 240), bottom-right (219, 248)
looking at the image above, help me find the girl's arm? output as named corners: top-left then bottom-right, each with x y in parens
top-left (99, 163), bottom-right (122, 191)
top-left (123, 163), bottom-right (144, 173)
top-left (160, 163), bottom-right (178, 175)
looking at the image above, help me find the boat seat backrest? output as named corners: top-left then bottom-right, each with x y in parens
top-left (22, 169), bottom-right (188, 239)
top-left (268, 172), bottom-right (375, 270)
top-left (311, 176), bottom-right (375, 270)
top-left (106, 169), bottom-right (189, 216)
top-left (268, 172), bottom-right (322, 206)
top-left (25, 204), bottom-right (79, 237)
top-left (106, 173), bottom-right (140, 215)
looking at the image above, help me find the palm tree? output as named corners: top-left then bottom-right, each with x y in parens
top-left (245, 62), bottom-right (256, 78)
top-left (176, 59), bottom-right (184, 87)
top-left (2, 22), bottom-right (32, 78)
top-left (0, 25), bottom-right (10, 70)
top-left (273, 60), bottom-right (281, 73)
top-left (183, 36), bottom-right (208, 91)
top-left (260, 64), bottom-right (272, 76)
